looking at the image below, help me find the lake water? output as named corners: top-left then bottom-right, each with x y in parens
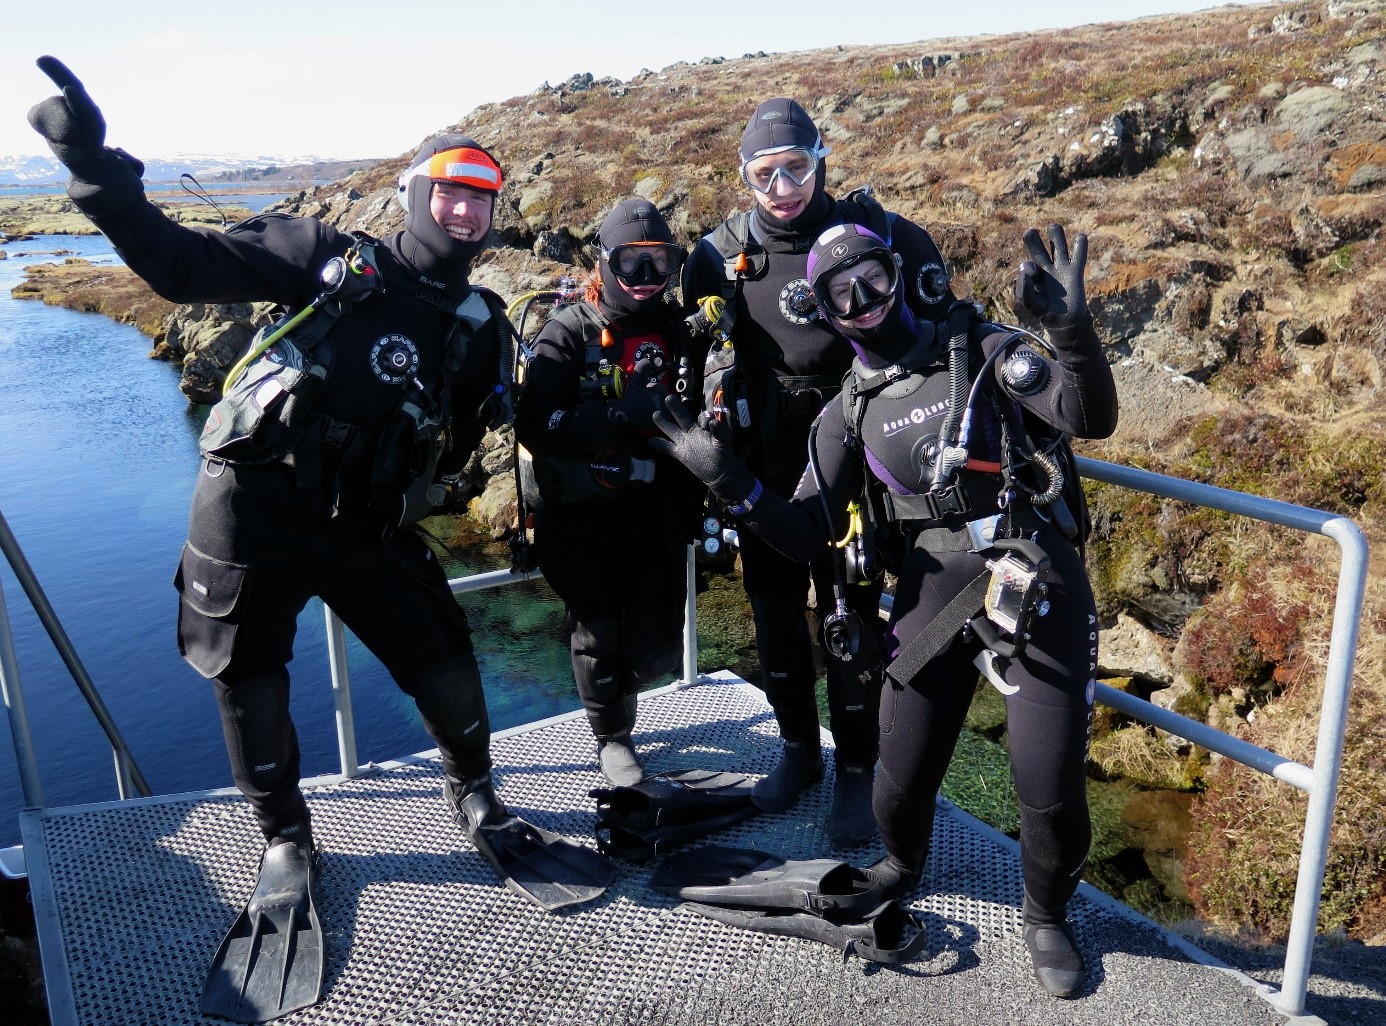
top-left (0, 233), bottom-right (578, 846)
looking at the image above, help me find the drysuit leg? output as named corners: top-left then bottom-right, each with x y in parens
top-left (399, 653), bottom-right (494, 787)
top-left (621, 604), bottom-right (684, 691)
top-left (740, 530), bottom-right (820, 746)
top-left (872, 636), bottom-right (977, 871)
top-left (570, 611), bottom-right (631, 739)
top-left (1002, 535), bottom-right (1098, 922)
top-left (212, 671), bottom-right (312, 843)
top-left (320, 524), bottom-right (495, 787)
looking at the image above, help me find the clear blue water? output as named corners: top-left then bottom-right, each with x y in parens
top-left (0, 234), bottom-right (577, 846)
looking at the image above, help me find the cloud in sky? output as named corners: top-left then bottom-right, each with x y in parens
top-left (3, 0), bottom-right (1277, 160)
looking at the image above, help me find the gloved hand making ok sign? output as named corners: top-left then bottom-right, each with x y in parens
top-left (1014, 224), bottom-right (1089, 333)
top-left (28, 56), bottom-right (144, 187)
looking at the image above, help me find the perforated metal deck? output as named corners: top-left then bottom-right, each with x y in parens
top-left (23, 673), bottom-right (1293, 1026)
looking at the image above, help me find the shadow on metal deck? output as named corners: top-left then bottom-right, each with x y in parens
top-left (23, 674), bottom-right (1300, 1026)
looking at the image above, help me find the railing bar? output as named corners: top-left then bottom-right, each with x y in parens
top-left (682, 545), bottom-right (699, 686)
top-left (323, 605), bottom-right (359, 780)
top-left (1274, 517), bottom-right (1369, 1016)
top-left (0, 572), bottom-right (43, 809)
top-left (1074, 456), bottom-right (1338, 535)
top-left (1093, 684), bottom-right (1314, 791)
top-left (0, 511), bottom-right (151, 798)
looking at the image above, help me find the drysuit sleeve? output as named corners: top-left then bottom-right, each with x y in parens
top-left (513, 309), bottom-right (617, 456)
top-left (69, 183), bottom-right (330, 307)
top-left (982, 318), bottom-right (1118, 440)
top-left (738, 399), bottom-right (866, 563)
top-left (441, 313), bottom-right (506, 475)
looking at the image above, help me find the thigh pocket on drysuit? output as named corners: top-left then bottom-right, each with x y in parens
top-left (174, 541), bottom-right (248, 680)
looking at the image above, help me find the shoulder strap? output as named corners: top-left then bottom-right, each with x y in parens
top-left (705, 212), bottom-right (762, 302)
top-left (841, 186), bottom-right (894, 248)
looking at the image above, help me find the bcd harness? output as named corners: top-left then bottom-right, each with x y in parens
top-left (514, 298), bottom-right (689, 510)
top-left (198, 231), bottom-right (513, 531)
top-left (824, 302), bottom-right (1088, 684)
top-left (693, 188), bottom-right (900, 447)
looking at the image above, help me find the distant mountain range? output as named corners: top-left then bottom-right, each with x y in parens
top-left (0, 153), bottom-right (383, 187)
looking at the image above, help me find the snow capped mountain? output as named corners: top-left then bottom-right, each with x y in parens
top-left (0, 152), bottom-right (350, 187)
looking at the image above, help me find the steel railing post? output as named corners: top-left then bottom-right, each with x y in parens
top-left (0, 572), bottom-right (43, 809)
top-left (323, 604), bottom-right (359, 780)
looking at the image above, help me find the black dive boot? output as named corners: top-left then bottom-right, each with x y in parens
top-left (826, 761), bottom-right (876, 848)
top-left (864, 853), bottom-right (920, 902)
top-left (1022, 892), bottom-right (1085, 998)
top-left (596, 693), bottom-right (644, 786)
top-left (597, 729), bottom-right (644, 786)
top-left (751, 738), bottom-right (825, 813)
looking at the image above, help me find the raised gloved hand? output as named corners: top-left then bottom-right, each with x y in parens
top-left (1015, 224), bottom-right (1089, 333)
top-left (649, 395), bottom-right (760, 511)
top-left (28, 55), bottom-right (143, 183)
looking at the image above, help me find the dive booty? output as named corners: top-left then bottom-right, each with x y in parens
top-left (864, 854), bottom-right (921, 902)
top-left (201, 838), bottom-right (325, 1022)
top-left (591, 768), bottom-right (758, 863)
top-left (751, 740), bottom-right (824, 813)
top-left (1022, 895), bottom-right (1085, 998)
top-left (597, 732), bottom-right (645, 787)
top-left (825, 762), bottom-right (877, 849)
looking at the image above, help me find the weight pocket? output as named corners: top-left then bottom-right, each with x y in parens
top-left (174, 541), bottom-right (248, 678)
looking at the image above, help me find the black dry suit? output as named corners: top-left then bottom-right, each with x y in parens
top-left (65, 144), bottom-right (507, 843)
top-left (514, 199), bottom-right (695, 742)
top-left (735, 297), bottom-right (1117, 924)
top-left (682, 190), bottom-right (954, 768)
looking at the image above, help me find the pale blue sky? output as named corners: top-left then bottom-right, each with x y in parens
top-left (3, 0), bottom-right (1283, 160)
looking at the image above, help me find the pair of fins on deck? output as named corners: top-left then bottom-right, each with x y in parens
top-left (596, 770), bottom-right (926, 964)
top-left (651, 845), bottom-right (929, 965)
top-left (199, 768), bottom-right (750, 1022)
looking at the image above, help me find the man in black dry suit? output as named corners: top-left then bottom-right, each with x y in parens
top-left (29, 55), bottom-right (610, 1020)
top-left (682, 98), bottom-right (958, 846)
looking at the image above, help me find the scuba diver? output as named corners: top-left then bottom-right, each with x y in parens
top-left (682, 97), bottom-right (958, 847)
top-left (653, 221), bottom-right (1118, 999)
top-left (514, 198), bottom-right (694, 786)
top-left (29, 56), bottom-right (610, 1023)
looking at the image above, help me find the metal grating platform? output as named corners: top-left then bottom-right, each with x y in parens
top-left (23, 673), bottom-right (1294, 1026)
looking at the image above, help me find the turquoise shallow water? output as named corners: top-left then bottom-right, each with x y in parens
top-left (0, 233), bottom-right (576, 845)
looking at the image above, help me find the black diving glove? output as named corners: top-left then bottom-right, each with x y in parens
top-left (1015, 224), bottom-right (1089, 334)
top-left (650, 395), bottom-right (761, 512)
top-left (605, 364), bottom-right (668, 432)
top-left (28, 55), bottom-right (144, 185)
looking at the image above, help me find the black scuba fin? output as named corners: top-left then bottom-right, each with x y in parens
top-left (681, 898), bottom-right (930, 965)
top-left (591, 768), bottom-right (759, 862)
top-left (201, 839), bottom-right (325, 1023)
top-left (649, 845), bottom-right (884, 918)
top-left (457, 786), bottom-right (614, 912)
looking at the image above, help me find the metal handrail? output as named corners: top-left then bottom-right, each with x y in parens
top-left (0, 510), bottom-right (152, 806)
top-left (1071, 456), bottom-right (1366, 1018)
top-left (312, 461), bottom-right (1365, 1019)
top-left (0, 451), bottom-right (1365, 1019)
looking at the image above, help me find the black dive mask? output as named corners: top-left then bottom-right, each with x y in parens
top-left (813, 256), bottom-right (900, 321)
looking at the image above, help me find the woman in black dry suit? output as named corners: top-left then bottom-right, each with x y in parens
top-left (515, 198), bottom-right (693, 785)
top-left (652, 222), bottom-right (1117, 998)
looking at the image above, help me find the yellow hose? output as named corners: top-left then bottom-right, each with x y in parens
top-left (221, 302), bottom-right (320, 396)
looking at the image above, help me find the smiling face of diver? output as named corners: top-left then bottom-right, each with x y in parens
top-left (429, 181), bottom-right (493, 244)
